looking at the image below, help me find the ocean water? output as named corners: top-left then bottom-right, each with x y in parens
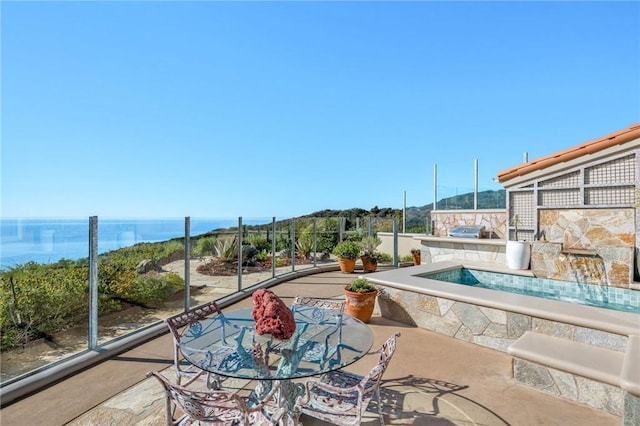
top-left (0, 218), bottom-right (269, 269)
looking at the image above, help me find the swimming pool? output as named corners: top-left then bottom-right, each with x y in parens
top-left (421, 268), bottom-right (640, 314)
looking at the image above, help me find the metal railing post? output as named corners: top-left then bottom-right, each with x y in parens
top-left (237, 217), bottom-right (243, 291)
top-left (403, 190), bottom-right (406, 233)
top-left (184, 217), bottom-right (191, 312)
top-left (474, 159), bottom-right (478, 210)
top-left (393, 217), bottom-right (399, 268)
top-left (434, 163), bottom-right (438, 211)
top-left (271, 217), bottom-right (276, 278)
top-left (291, 218), bottom-right (296, 273)
top-left (313, 218), bottom-right (317, 268)
top-left (88, 216), bottom-right (98, 350)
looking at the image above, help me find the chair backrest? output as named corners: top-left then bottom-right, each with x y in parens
top-left (165, 301), bottom-right (224, 385)
top-left (165, 300), bottom-right (223, 341)
top-left (377, 332), bottom-right (401, 370)
top-left (148, 371), bottom-right (252, 425)
top-left (361, 332), bottom-right (400, 396)
top-left (292, 296), bottom-right (345, 313)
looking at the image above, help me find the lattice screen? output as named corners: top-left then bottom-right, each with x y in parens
top-left (509, 191), bottom-right (535, 226)
top-left (506, 151), bottom-right (637, 241)
top-left (585, 154), bottom-right (634, 185)
top-left (585, 186), bottom-right (635, 205)
top-left (539, 170), bottom-right (580, 188)
top-left (539, 189), bottom-right (581, 207)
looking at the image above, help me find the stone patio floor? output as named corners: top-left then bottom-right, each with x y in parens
top-left (1, 270), bottom-right (620, 425)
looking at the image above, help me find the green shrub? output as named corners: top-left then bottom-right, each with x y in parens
top-left (346, 277), bottom-right (377, 293)
top-left (0, 262), bottom-right (89, 350)
top-left (255, 249), bottom-right (269, 262)
top-left (164, 272), bottom-right (185, 290)
top-left (245, 234), bottom-right (271, 252)
top-left (124, 272), bottom-right (177, 304)
top-left (316, 218), bottom-right (339, 254)
top-left (332, 240), bottom-right (361, 260)
top-left (194, 236), bottom-right (218, 256)
top-left (296, 232), bottom-right (314, 258)
top-left (0, 238), bottom-right (189, 350)
top-left (276, 234), bottom-right (291, 252)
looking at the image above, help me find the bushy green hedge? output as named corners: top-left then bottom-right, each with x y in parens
top-left (0, 262), bottom-right (88, 349)
top-left (99, 240), bottom-right (184, 268)
top-left (0, 240), bottom-right (185, 350)
top-left (193, 236), bottom-right (218, 257)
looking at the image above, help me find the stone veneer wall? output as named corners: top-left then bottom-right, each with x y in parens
top-left (535, 209), bottom-right (635, 287)
top-left (430, 208), bottom-right (635, 287)
top-left (378, 287), bottom-right (628, 354)
top-left (513, 359), bottom-right (625, 417)
top-left (423, 239), bottom-right (506, 265)
top-left (377, 286), bottom-right (631, 417)
top-left (431, 210), bottom-right (507, 239)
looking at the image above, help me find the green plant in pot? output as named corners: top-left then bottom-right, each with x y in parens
top-left (360, 235), bottom-right (382, 272)
top-left (344, 277), bottom-right (378, 322)
top-left (410, 248), bottom-right (421, 265)
top-left (332, 240), bottom-right (361, 273)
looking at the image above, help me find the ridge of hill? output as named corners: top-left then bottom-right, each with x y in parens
top-left (299, 189), bottom-right (505, 230)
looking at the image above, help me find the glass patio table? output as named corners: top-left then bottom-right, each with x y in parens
top-left (179, 304), bottom-right (374, 424)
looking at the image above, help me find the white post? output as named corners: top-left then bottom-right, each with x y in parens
top-left (474, 158), bottom-right (478, 210)
top-left (433, 164), bottom-right (437, 210)
top-left (402, 190), bottom-right (406, 233)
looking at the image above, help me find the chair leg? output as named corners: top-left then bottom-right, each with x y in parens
top-left (376, 386), bottom-right (385, 426)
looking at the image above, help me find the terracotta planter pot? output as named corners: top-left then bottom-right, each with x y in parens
top-left (412, 253), bottom-right (421, 266)
top-left (337, 257), bottom-right (356, 273)
top-left (360, 255), bottom-right (378, 272)
top-left (343, 287), bottom-right (378, 323)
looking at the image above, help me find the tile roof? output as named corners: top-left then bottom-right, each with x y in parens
top-left (496, 123), bottom-right (640, 183)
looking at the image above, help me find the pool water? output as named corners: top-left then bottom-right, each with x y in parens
top-left (422, 268), bottom-right (640, 314)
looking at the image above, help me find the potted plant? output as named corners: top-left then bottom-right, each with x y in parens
top-left (343, 277), bottom-right (378, 322)
top-left (410, 248), bottom-right (421, 265)
top-left (360, 236), bottom-right (382, 272)
top-left (332, 240), bottom-right (361, 273)
top-left (506, 214), bottom-right (531, 270)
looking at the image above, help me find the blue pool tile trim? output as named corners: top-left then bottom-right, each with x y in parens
top-left (424, 268), bottom-right (640, 314)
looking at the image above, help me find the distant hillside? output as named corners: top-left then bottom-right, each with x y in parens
top-left (301, 189), bottom-right (506, 231)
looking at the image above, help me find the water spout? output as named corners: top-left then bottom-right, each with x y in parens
top-left (563, 249), bottom-right (608, 286)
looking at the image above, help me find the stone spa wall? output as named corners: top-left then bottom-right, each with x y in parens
top-left (534, 208), bottom-right (635, 288)
top-left (428, 208), bottom-right (636, 287)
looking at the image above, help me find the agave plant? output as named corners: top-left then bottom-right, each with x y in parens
top-left (212, 236), bottom-right (239, 261)
top-left (296, 235), bottom-right (314, 259)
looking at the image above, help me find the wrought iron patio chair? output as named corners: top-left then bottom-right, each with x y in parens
top-left (290, 296), bottom-right (347, 368)
top-left (165, 300), bottom-right (226, 389)
top-left (148, 370), bottom-right (285, 426)
top-left (294, 332), bottom-right (401, 426)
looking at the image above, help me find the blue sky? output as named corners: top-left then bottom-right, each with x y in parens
top-left (1, 1), bottom-right (638, 220)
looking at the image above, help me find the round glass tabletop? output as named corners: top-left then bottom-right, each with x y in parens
top-left (180, 305), bottom-right (374, 380)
